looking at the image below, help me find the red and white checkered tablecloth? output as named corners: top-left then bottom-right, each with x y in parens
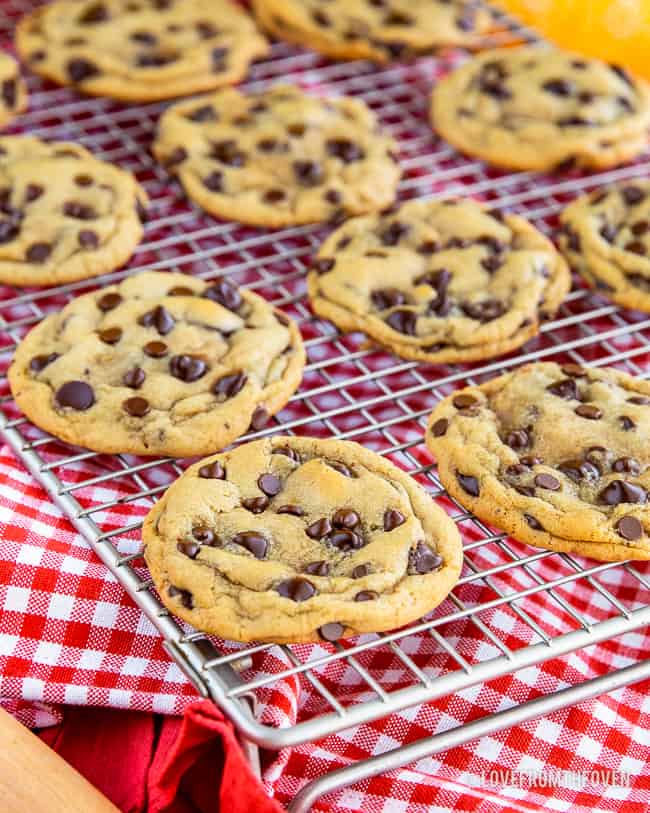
top-left (2, 441), bottom-right (650, 813)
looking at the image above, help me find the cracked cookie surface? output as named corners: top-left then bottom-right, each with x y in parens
top-left (252, 0), bottom-right (492, 63)
top-left (559, 181), bottom-right (650, 313)
top-left (431, 46), bottom-right (650, 172)
top-left (427, 362), bottom-right (650, 561)
top-left (0, 136), bottom-right (147, 287)
top-left (307, 198), bottom-right (570, 364)
top-left (143, 435), bottom-right (463, 643)
top-left (153, 84), bottom-right (401, 228)
top-left (16, 0), bottom-right (268, 102)
top-left (0, 53), bottom-right (27, 130)
top-left (9, 271), bottom-right (305, 456)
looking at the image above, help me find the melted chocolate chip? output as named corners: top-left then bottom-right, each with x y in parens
top-left (619, 415), bottom-right (635, 431)
top-left (211, 140), bottom-right (246, 167)
top-left (386, 309), bottom-right (417, 335)
top-left (306, 518), bottom-right (332, 539)
top-left (56, 381), bottom-right (95, 410)
top-left (263, 189), bottom-right (286, 203)
top-left (304, 560), bottom-right (329, 576)
top-left (274, 446), bottom-right (300, 462)
top-left (575, 404), bottom-right (602, 420)
top-left (328, 529), bottom-right (364, 551)
top-left (25, 184), bottom-right (43, 202)
top-left (187, 104), bottom-right (217, 122)
top-left (293, 160), bottom-right (323, 187)
top-left (431, 418), bottom-right (449, 437)
top-left (328, 461), bottom-right (354, 477)
top-left (213, 371), bottom-right (247, 398)
top-left (628, 396), bottom-right (650, 405)
top-left (177, 541), bottom-right (200, 559)
top-left (453, 394), bottom-right (478, 410)
top-left (204, 278), bottom-right (242, 311)
top-left (312, 258), bottom-right (335, 274)
top-left (542, 78), bottom-right (573, 96)
top-left (383, 509), bottom-right (405, 531)
top-left (232, 531), bottom-right (268, 559)
top-left (78, 229), bottom-right (99, 249)
top-left (198, 461), bottom-right (226, 480)
top-left (326, 139), bottom-right (365, 163)
top-left (505, 429), bottom-right (529, 450)
top-left (123, 396), bottom-right (150, 417)
top-left (534, 473), bottom-right (561, 491)
top-left (371, 287), bottom-right (408, 310)
top-left (352, 564), bottom-right (370, 579)
top-left (79, 3), bottom-right (109, 23)
top-left (193, 526), bottom-right (217, 545)
top-left (98, 326), bottom-right (122, 345)
top-left (63, 201), bottom-right (97, 220)
top-left (242, 496), bottom-right (269, 514)
top-left (462, 299), bottom-right (506, 322)
top-left (612, 457), bottom-right (641, 474)
top-left (355, 590), bottom-right (378, 602)
top-left (203, 171), bottom-right (223, 192)
top-left (276, 504), bottom-right (305, 516)
top-left (26, 242), bottom-right (51, 263)
top-left (169, 354), bottom-right (207, 382)
top-left (168, 586), bottom-right (193, 609)
top-left (558, 459), bottom-right (600, 483)
top-left (616, 515), bottom-right (643, 540)
top-left (250, 406), bottom-right (269, 431)
top-left (123, 367), bottom-right (145, 389)
top-left (546, 378), bottom-right (578, 400)
top-left (331, 509), bottom-right (359, 530)
top-left (380, 221), bottom-right (410, 246)
top-left (139, 305), bottom-right (174, 335)
top-left (524, 514), bottom-right (544, 530)
top-left (457, 473), bottom-right (480, 496)
top-left (143, 341), bottom-right (168, 358)
top-left (408, 542), bottom-right (442, 574)
top-left (30, 353), bottom-right (59, 373)
top-left (319, 622), bottom-right (344, 642)
top-left (598, 480), bottom-right (647, 505)
top-left (258, 473), bottom-right (281, 497)
top-left (67, 58), bottom-right (99, 83)
top-left (277, 577), bottom-right (316, 602)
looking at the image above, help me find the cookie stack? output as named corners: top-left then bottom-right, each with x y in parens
top-left (3, 0), bottom-right (650, 645)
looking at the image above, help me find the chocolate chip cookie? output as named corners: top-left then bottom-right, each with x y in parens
top-left (0, 137), bottom-right (147, 287)
top-left (8, 271), bottom-right (305, 457)
top-left (16, 0), bottom-right (268, 102)
top-left (153, 84), bottom-right (400, 228)
top-left (252, 0), bottom-right (492, 63)
top-left (307, 198), bottom-right (570, 364)
top-left (143, 435), bottom-right (463, 643)
top-left (0, 53), bottom-right (27, 129)
top-left (431, 46), bottom-right (650, 172)
top-left (427, 362), bottom-right (650, 562)
top-left (559, 181), bottom-right (650, 312)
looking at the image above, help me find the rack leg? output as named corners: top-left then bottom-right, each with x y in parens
top-left (287, 658), bottom-right (650, 813)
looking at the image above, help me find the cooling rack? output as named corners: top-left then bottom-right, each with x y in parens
top-left (1, 2), bottom-right (650, 811)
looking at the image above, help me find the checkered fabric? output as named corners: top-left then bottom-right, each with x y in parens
top-left (2, 443), bottom-right (650, 813)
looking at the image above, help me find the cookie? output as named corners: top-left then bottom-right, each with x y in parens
top-left (252, 0), bottom-right (493, 63)
top-left (0, 53), bottom-right (27, 129)
top-left (307, 198), bottom-right (570, 364)
top-left (8, 271), bottom-right (305, 457)
top-left (153, 84), bottom-right (401, 228)
top-left (431, 46), bottom-right (650, 172)
top-left (559, 181), bottom-right (650, 313)
top-left (0, 137), bottom-right (147, 287)
top-left (16, 0), bottom-right (268, 102)
top-left (143, 435), bottom-right (463, 643)
top-left (427, 362), bottom-right (650, 562)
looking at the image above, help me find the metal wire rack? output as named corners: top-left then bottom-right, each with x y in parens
top-left (1, 2), bottom-right (650, 811)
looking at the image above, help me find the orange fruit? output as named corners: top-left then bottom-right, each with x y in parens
top-left (493, 0), bottom-right (650, 80)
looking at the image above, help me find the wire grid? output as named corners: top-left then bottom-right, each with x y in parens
top-left (1, 0), bottom-right (650, 749)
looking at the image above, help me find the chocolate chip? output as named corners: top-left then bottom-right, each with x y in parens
top-left (611, 64), bottom-right (634, 86)
top-left (204, 278), bottom-right (242, 311)
top-left (332, 509), bottom-right (360, 529)
top-left (187, 104), bottom-right (217, 122)
top-left (616, 516), bottom-right (643, 540)
top-left (598, 480), bottom-right (647, 505)
top-left (534, 473), bottom-right (561, 491)
top-left (203, 171), bottom-right (223, 192)
top-left (386, 309), bottom-right (417, 335)
top-left (263, 189), bottom-right (286, 203)
top-left (164, 147), bottom-right (187, 168)
top-left (63, 201), bottom-right (97, 220)
top-left (505, 429), bottom-right (529, 450)
top-left (0, 216), bottom-right (20, 244)
top-left (123, 396), bottom-right (150, 417)
top-left (232, 531), bottom-right (268, 559)
top-left (524, 514), bottom-right (544, 530)
top-left (26, 242), bottom-right (51, 263)
top-left (137, 51), bottom-right (178, 68)
top-left (258, 473), bottom-right (281, 497)
top-left (457, 473), bottom-right (479, 496)
top-left (319, 622), bottom-right (344, 642)
top-left (431, 418), bottom-right (449, 437)
top-left (408, 542), bottom-right (442, 574)
top-left (380, 221), bottom-right (410, 246)
top-left (273, 446), bottom-right (300, 462)
top-left (306, 518), bottom-right (332, 539)
top-left (277, 504), bottom-right (305, 516)
top-left (352, 564), bottom-right (370, 579)
top-left (79, 3), bottom-right (109, 23)
top-left (30, 353), bottom-right (59, 373)
top-left (211, 47), bottom-right (228, 70)
top-left (515, 485), bottom-right (536, 497)
top-left (198, 460), bottom-right (225, 480)
top-left (379, 508), bottom-right (405, 532)
top-left (143, 341), bottom-right (168, 358)
top-left (168, 286), bottom-right (194, 296)
top-left (98, 326), bottom-right (122, 344)
top-left (355, 590), bottom-right (378, 602)
top-left (196, 20), bottom-right (218, 38)
top-left (453, 394), bottom-right (478, 410)
top-left (250, 406), bottom-right (269, 431)
top-left (56, 381), bottom-right (95, 410)
top-left (193, 527), bottom-right (217, 545)
top-left (313, 258), bottom-right (336, 274)
top-left (612, 457), bottom-right (641, 474)
top-left (599, 223), bottom-right (618, 243)
top-left (293, 160), bottom-right (323, 186)
top-left (76, 229), bottom-right (99, 249)
top-left (1, 79), bottom-right (15, 108)
top-left (542, 78), bottom-right (573, 96)
top-left (558, 459), bottom-right (600, 483)
top-left (481, 256), bottom-right (503, 274)
top-left (628, 396), bottom-right (650, 405)
top-left (325, 189), bottom-right (342, 205)
top-left (304, 560), bottom-right (329, 576)
top-left (67, 58), bottom-right (99, 83)
top-left (177, 541), bottom-right (200, 559)
top-left (619, 415), bottom-right (635, 431)
top-left (326, 139), bottom-right (365, 163)
top-left (123, 367), bottom-right (145, 389)
top-left (546, 378), bottom-right (578, 400)
top-left (277, 578), bottom-right (316, 602)
top-left (558, 116), bottom-right (591, 127)
top-left (130, 30), bottom-right (157, 44)
top-left (287, 123), bottom-right (306, 137)
top-left (169, 354), bottom-right (207, 382)
top-left (211, 140), bottom-right (246, 167)
top-left (257, 138), bottom-right (279, 152)
top-left (371, 287), bottom-right (408, 310)
top-left (242, 496), bottom-right (269, 514)
top-left (139, 305), bottom-right (174, 335)
top-left (213, 371), bottom-right (247, 398)
top-left (328, 461), bottom-right (354, 477)
top-left (328, 530), bottom-right (364, 551)
top-left (622, 186), bottom-right (644, 205)
top-left (168, 586), bottom-right (193, 610)
top-left (462, 299), bottom-right (506, 322)
top-left (575, 404), bottom-right (602, 420)
top-left (625, 240), bottom-right (646, 256)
